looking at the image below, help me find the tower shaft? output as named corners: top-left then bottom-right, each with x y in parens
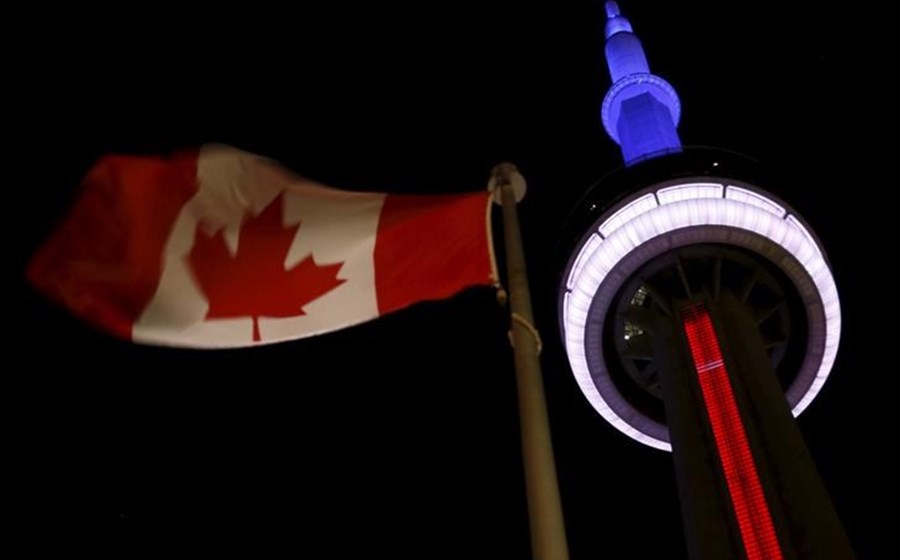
top-left (655, 294), bottom-right (855, 559)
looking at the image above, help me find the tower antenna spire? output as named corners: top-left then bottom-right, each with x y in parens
top-left (605, 0), bottom-right (619, 17)
top-left (600, 1), bottom-right (682, 164)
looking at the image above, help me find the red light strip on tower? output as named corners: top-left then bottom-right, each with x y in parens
top-left (682, 304), bottom-right (784, 560)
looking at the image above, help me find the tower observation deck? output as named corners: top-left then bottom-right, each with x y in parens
top-left (558, 3), bottom-right (856, 558)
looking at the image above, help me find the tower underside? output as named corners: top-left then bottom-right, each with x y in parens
top-left (558, 150), bottom-right (854, 559)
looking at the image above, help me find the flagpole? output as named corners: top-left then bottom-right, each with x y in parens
top-left (491, 164), bottom-right (570, 560)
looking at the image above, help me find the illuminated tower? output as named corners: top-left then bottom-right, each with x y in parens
top-left (601, 1), bottom-right (682, 165)
top-left (558, 3), bottom-right (855, 559)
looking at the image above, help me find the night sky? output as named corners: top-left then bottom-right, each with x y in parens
top-left (15, 1), bottom-right (887, 557)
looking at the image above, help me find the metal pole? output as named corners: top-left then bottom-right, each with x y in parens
top-left (491, 163), bottom-right (570, 560)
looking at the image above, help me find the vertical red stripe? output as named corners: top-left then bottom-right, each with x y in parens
top-left (374, 192), bottom-right (493, 316)
top-left (682, 304), bottom-right (783, 560)
top-left (27, 151), bottom-right (199, 340)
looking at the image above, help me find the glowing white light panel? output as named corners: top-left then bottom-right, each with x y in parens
top-left (563, 182), bottom-right (840, 450)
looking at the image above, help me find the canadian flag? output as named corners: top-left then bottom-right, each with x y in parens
top-left (28, 145), bottom-right (497, 347)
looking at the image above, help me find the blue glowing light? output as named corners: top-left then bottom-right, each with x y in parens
top-left (604, 1), bottom-right (633, 39)
top-left (601, 1), bottom-right (682, 165)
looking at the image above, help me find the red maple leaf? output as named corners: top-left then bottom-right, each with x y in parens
top-left (186, 194), bottom-right (346, 342)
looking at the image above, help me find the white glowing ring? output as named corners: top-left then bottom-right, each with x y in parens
top-left (562, 180), bottom-right (840, 451)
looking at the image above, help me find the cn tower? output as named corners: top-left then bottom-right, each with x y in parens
top-left (558, 3), bottom-right (855, 559)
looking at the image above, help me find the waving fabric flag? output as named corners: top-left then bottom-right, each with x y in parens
top-left (28, 145), bottom-right (496, 347)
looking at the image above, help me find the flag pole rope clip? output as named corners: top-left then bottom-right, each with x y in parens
top-left (509, 312), bottom-right (543, 355)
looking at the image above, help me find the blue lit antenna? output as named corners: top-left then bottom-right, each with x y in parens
top-left (601, 1), bottom-right (682, 165)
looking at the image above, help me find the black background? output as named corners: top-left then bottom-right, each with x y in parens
top-left (12, 1), bottom-right (890, 557)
